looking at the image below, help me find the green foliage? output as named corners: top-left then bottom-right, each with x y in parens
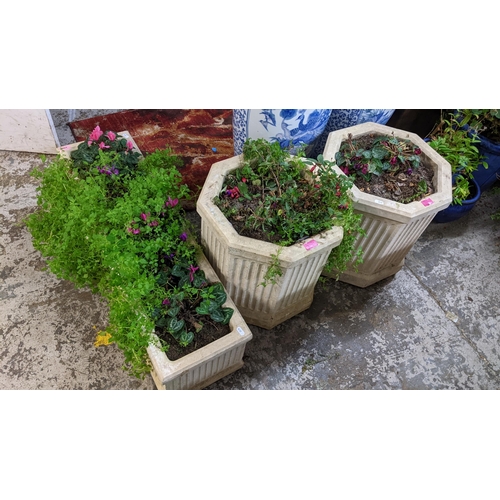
top-left (260, 248), bottom-right (284, 287)
top-left (428, 112), bottom-right (487, 205)
top-left (26, 156), bottom-right (112, 290)
top-left (25, 135), bottom-right (232, 378)
top-left (70, 126), bottom-right (141, 177)
top-left (215, 139), bottom-right (365, 284)
top-left (154, 261), bottom-right (233, 347)
top-left (457, 109), bottom-right (500, 143)
top-left (335, 133), bottom-right (424, 181)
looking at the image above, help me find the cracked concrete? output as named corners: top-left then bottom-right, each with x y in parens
top-left (1, 118), bottom-right (500, 389)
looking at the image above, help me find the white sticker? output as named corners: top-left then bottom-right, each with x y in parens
top-left (237, 326), bottom-right (245, 336)
top-left (374, 199), bottom-right (384, 205)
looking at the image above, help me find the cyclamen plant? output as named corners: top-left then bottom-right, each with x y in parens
top-left (70, 125), bottom-right (141, 176)
top-left (335, 133), bottom-right (423, 182)
top-left (116, 200), bottom-right (232, 349)
top-left (153, 258), bottom-right (233, 347)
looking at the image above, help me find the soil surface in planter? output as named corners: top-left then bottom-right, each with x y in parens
top-left (156, 322), bottom-right (231, 361)
top-left (340, 134), bottom-right (436, 203)
top-left (353, 163), bottom-right (435, 203)
top-left (217, 177), bottom-right (328, 244)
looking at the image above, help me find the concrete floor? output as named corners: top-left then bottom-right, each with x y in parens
top-left (1, 113), bottom-right (500, 389)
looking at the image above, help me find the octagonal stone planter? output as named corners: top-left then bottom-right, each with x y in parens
top-left (196, 155), bottom-right (344, 329)
top-left (321, 122), bottom-right (453, 288)
top-left (147, 252), bottom-right (253, 390)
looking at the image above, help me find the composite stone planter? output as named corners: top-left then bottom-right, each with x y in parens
top-left (196, 155), bottom-right (344, 329)
top-left (321, 122), bottom-right (453, 288)
top-left (147, 252), bottom-right (253, 390)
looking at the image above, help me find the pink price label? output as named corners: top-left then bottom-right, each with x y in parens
top-left (421, 198), bottom-right (434, 206)
top-left (303, 239), bottom-right (318, 250)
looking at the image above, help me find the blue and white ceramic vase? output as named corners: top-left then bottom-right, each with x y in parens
top-left (232, 109), bottom-right (332, 155)
top-left (309, 109), bottom-right (396, 159)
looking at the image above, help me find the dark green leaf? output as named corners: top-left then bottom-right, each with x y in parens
top-left (179, 330), bottom-right (194, 346)
top-left (196, 300), bottom-right (212, 316)
top-left (167, 305), bottom-right (180, 317)
top-left (167, 317), bottom-right (185, 333)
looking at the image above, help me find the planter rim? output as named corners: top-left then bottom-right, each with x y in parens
top-left (322, 122), bottom-right (453, 223)
top-left (146, 251), bottom-right (252, 385)
top-left (196, 154), bottom-right (344, 264)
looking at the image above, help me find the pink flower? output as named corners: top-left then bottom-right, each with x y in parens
top-left (126, 141), bottom-right (134, 151)
top-left (188, 265), bottom-right (199, 282)
top-left (390, 157), bottom-right (398, 165)
top-left (165, 197), bottom-right (179, 208)
top-left (226, 186), bottom-right (240, 198)
top-left (162, 298), bottom-right (170, 306)
top-left (140, 212), bottom-right (150, 221)
top-left (106, 131), bottom-right (116, 141)
top-left (99, 142), bottom-right (110, 150)
top-left (149, 220), bottom-right (159, 227)
top-left (89, 126), bottom-right (103, 142)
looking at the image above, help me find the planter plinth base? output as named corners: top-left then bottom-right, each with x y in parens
top-left (151, 360), bottom-right (244, 390)
top-left (333, 259), bottom-right (405, 288)
top-left (236, 295), bottom-right (314, 330)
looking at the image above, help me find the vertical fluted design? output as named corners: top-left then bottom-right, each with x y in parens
top-left (323, 210), bottom-right (439, 287)
top-left (371, 214), bottom-right (435, 273)
top-left (349, 213), bottom-right (435, 275)
top-left (163, 345), bottom-right (244, 390)
top-left (200, 213), bottom-right (342, 328)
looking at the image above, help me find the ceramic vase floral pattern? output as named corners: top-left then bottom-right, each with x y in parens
top-left (232, 109), bottom-right (332, 155)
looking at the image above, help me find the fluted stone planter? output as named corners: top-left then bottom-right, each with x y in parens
top-left (147, 252), bottom-right (253, 390)
top-left (196, 155), bottom-right (344, 329)
top-left (321, 122), bottom-right (453, 288)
